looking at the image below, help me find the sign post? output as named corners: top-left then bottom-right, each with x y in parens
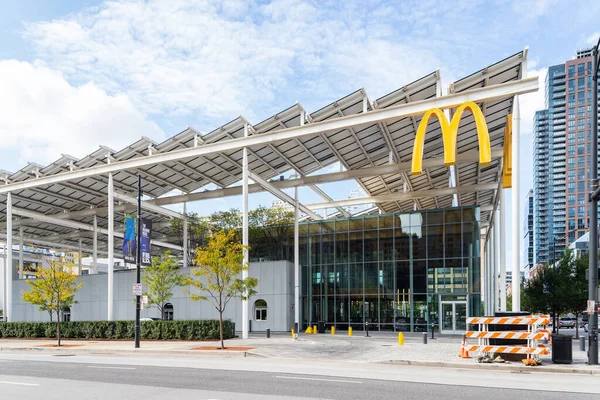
top-left (135, 175), bottom-right (142, 349)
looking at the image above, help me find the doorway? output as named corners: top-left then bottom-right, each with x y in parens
top-left (439, 301), bottom-right (467, 334)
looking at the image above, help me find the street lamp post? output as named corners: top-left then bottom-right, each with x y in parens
top-left (587, 38), bottom-right (600, 365)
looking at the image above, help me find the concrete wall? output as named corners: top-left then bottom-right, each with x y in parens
top-left (11, 260), bottom-right (294, 332)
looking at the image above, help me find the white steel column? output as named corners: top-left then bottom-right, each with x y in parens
top-left (511, 97), bottom-right (521, 312)
top-left (490, 224), bottom-right (496, 314)
top-left (500, 193), bottom-right (507, 311)
top-left (494, 206), bottom-right (501, 312)
top-left (18, 227), bottom-right (23, 280)
top-left (93, 215), bottom-right (98, 269)
top-left (183, 203), bottom-right (188, 268)
top-left (242, 125), bottom-right (249, 339)
top-left (6, 192), bottom-right (12, 322)
top-left (294, 186), bottom-right (300, 335)
top-left (78, 238), bottom-right (83, 275)
top-left (107, 173), bottom-right (114, 321)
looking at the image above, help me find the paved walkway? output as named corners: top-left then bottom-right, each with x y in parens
top-left (0, 332), bottom-right (597, 374)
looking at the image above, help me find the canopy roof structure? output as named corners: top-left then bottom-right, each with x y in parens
top-left (1, 50), bottom-right (531, 257)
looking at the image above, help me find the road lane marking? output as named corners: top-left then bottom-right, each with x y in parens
top-left (87, 366), bottom-right (136, 370)
top-left (274, 376), bottom-right (361, 384)
top-left (0, 381), bottom-right (39, 387)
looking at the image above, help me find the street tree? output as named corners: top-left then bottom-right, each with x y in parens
top-left (249, 206), bottom-right (295, 261)
top-left (569, 253), bottom-right (589, 338)
top-left (185, 230), bottom-right (258, 349)
top-left (21, 257), bottom-right (83, 346)
top-left (141, 251), bottom-right (185, 319)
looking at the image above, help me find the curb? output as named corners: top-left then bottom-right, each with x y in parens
top-left (380, 359), bottom-right (600, 375)
top-left (0, 346), bottom-right (256, 358)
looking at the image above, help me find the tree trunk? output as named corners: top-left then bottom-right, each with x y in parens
top-left (219, 311), bottom-right (224, 350)
top-left (49, 310), bottom-right (53, 322)
top-left (57, 302), bottom-right (61, 347)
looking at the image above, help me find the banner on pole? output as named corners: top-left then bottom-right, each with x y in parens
top-left (123, 214), bottom-right (136, 264)
top-left (141, 218), bottom-right (152, 266)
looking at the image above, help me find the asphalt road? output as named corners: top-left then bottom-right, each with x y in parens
top-left (0, 356), bottom-right (598, 400)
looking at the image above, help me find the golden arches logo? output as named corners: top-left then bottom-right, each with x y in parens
top-left (411, 101), bottom-right (491, 175)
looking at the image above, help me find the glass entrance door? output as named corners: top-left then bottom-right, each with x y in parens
top-left (439, 301), bottom-right (467, 334)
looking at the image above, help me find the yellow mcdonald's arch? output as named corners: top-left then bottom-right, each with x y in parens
top-left (502, 114), bottom-right (512, 189)
top-left (411, 101), bottom-right (491, 175)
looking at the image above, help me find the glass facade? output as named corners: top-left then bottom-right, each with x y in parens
top-left (299, 206), bottom-right (481, 332)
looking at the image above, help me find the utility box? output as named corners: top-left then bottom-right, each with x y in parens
top-left (551, 334), bottom-right (573, 364)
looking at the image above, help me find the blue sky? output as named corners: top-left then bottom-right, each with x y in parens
top-left (1, 0), bottom-right (599, 266)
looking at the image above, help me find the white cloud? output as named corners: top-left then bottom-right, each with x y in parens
top-left (519, 67), bottom-right (547, 135)
top-left (0, 60), bottom-right (164, 167)
top-left (586, 32), bottom-right (600, 45)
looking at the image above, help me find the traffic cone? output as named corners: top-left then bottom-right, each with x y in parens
top-left (459, 337), bottom-right (471, 358)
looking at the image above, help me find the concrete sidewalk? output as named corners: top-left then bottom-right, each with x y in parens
top-left (1, 332), bottom-right (598, 375)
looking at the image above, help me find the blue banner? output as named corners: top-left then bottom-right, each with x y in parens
top-left (141, 218), bottom-right (152, 266)
top-left (123, 215), bottom-right (136, 264)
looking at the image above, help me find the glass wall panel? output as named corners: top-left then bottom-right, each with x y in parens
top-left (394, 228), bottom-right (410, 260)
top-left (426, 225), bottom-right (443, 259)
top-left (311, 265), bottom-right (322, 296)
top-left (396, 261), bottom-right (410, 294)
top-left (322, 221), bottom-right (335, 234)
top-left (335, 232), bottom-right (348, 263)
top-left (412, 294), bottom-right (429, 332)
top-left (410, 212), bottom-right (424, 226)
top-left (364, 294), bottom-right (379, 326)
top-left (412, 227), bottom-right (427, 259)
top-left (364, 262), bottom-right (378, 295)
top-left (349, 218), bottom-right (363, 231)
top-left (349, 264), bottom-right (363, 295)
top-left (335, 263), bottom-right (349, 295)
top-left (323, 265), bottom-right (334, 295)
top-left (363, 230), bottom-right (378, 262)
top-left (322, 234), bottom-right (334, 264)
top-left (426, 210), bottom-right (444, 225)
top-left (445, 223), bottom-right (462, 259)
top-left (309, 222), bottom-right (321, 234)
top-left (380, 215), bottom-right (394, 229)
top-left (310, 235), bottom-right (320, 265)
top-left (380, 293), bottom-right (395, 330)
top-left (335, 219), bottom-right (348, 232)
top-left (364, 216), bottom-right (378, 230)
top-left (327, 296), bottom-right (335, 323)
top-left (445, 209), bottom-right (462, 223)
top-left (349, 232), bottom-right (363, 262)
top-left (335, 296), bottom-right (349, 326)
top-left (380, 262), bottom-right (395, 294)
top-left (349, 295), bottom-right (364, 328)
top-left (413, 260), bottom-right (427, 294)
top-left (379, 229), bottom-right (394, 260)
top-left (299, 236), bottom-right (308, 266)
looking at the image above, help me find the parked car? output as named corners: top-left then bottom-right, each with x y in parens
top-left (559, 317), bottom-right (576, 328)
top-left (584, 323), bottom-right (589, 333)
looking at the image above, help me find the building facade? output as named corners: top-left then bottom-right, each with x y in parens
top-left (299, 206), bottom-right (481, 334)
top-left (522, 190), bottom-right (534, 277)
top-left (534, 48), bottom-right (600, 263)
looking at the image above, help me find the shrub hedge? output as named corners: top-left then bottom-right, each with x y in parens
top-left (0, 320), bottom-right (233, 341)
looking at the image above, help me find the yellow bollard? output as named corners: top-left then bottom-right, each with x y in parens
top-left (306, 326), bottom-right (313, 334)
top-left (348, 327), bottom-right (353, 337)
top-left (313, 325), bottom-right (317, 334)
top-left (291, 328), bottom-right (295, 339)
top-left (398, 332), bottom-right (404, 346)
top-left (331, 326), bottom-right (335, 335)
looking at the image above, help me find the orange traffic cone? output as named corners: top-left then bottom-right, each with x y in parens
top-left (459, 337), bottom-right (471, 358)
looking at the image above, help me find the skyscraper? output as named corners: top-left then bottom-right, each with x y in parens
top-left (522, 189), bottom-right (534, 277)
top-left (534, 48), bottom-right (600, 264)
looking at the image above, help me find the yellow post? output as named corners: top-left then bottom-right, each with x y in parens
top-left (398, 332), bottom-right (404, 346)
top-left (313, 325), bottom-right (317, 334)
top-left (331, 326), bottom-right (335, 335)
top-left (306, 326), bottom-right (313, 334)
top-left (291, 328), bottom-right (295, 339)
top-left (348, 327), bottom-right (353, 337)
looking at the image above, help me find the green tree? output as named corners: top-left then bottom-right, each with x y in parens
top-left (22, 257), bottom-right (83, 346)
top-left (142, 251), bottom-right (185, 320)
top-left (209, 209), bottom-right (242, 233)
top-left (185, 230), bottom-right (258, 349)
top-left (249, 206), bottom-right (295, 261)
top-left (170, 213), bottom-right (209, 266)
top-left (569, 253), bottom-right (589, 338)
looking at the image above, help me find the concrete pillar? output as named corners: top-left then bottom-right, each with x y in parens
top-left (242, 124), bottom-right (249, 339)
top-left (294, 186), bottom-right (300, 333)
top-left (18, 226), bottom-right (23, 280)
top-left (183, 202), bottom-right (188, 268)
top-left (5, 192), bottom-right (12, 322)
top-left (511, 96), bottom-right (521, 312)
top-left (107, 173), bottom-right (114, 320)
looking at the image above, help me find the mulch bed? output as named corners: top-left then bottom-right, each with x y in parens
top-left (191, 346), bottom-right (254, 351)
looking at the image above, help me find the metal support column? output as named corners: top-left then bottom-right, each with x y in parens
top-left (294, 185), bottom-right (300, 334)
top-left (5, 192), bottom-right (12, 322)
top-left (511, 96), bottom-right (521, 312)
top-left (183, 202), bottom-right (188, 268)
top-left (242, 125), bottom-right (249, 339)
top-left (78, 238), bottom-right (83, 275)
top-left (499, 189), bottom-right (507, 311)
top-left (107, 173), bottom-right (114, 321)
top-left (588, 41), bottom-right (599, 365)
top-left (93, 215), bottom-right (98, 271)
top-left (494, 206), bottom-right (501, 312)
top-left (18, 227), bottom-right (23, 280)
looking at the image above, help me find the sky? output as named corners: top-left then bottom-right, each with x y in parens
top-left (1, 0), bottom-right (600, 267)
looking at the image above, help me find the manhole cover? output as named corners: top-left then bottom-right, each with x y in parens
top-left (53, 354), bottom-right (76, 357)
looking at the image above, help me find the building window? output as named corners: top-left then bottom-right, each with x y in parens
top-left (62, 307), bottom-right (71, 322)
top-left (578, 157), bottom-right (585, 167)
top-left (568, 108), bottom-right (575, 118)
top-left (578, 219), bottom-right (586, 229)
top-left (578, 63), bottom-right (585, 76)
top-left (588, 61), bottom-right (592, 74)
top-left (577, 106), bottom-right (585, 117)
top-left (578, 77), bottom-right (585, 90)
top-left (163, 303), bottom-right (174, 320)
top-left (568, 157), bottom-right (575, 167)
top-left (254, 299), bottom-right (268, 321)
top-left (568, 93), bottom-right (575, 106)
top-left (568, 182), bottom-right (575, 193)
top-left (578, 181), bottom-right (585, 192)
top-left (568, 65), bottom-right (575, 78)
top-left (568, 120), bottom-right (575, 131)
top-left (568, 145), bottom-right (575, 156)
top-left (578, 194), bottom-right (586, 205)
top-left (578, 144), bottom-right (585, 155)
top-left (568, 207), bottom-right (575, 218)
top-left (578, 206), bottom-right (586, 217)
top-left (578, 91), bottom-right (585, 104)
top-left (578, 169), bottom-right (585, 180)
top-left (568, 79), bottom-right (575, 92)
top-left (578, 119), bottom-right (585, 130)
top-left (568, 170), bottom-right (575, 180)
top-left (578, 131), bottom-right (585, 142)
top-left (568, 195), bottom-right (575, 205)
top-left (568, 220), bottom-right (575, 230)
top-left (588, 76), bottom-right (593, 89)
top-left (568, 133), bottom-right (575, 142)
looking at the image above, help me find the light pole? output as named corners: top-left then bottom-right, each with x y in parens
top-left (587, 38), bottom-right (600, 365)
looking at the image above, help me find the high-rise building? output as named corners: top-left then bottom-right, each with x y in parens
top-left (533, 48), bottom-right (600, 264)
top-left (522, 190), bottom-right (534, 277)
